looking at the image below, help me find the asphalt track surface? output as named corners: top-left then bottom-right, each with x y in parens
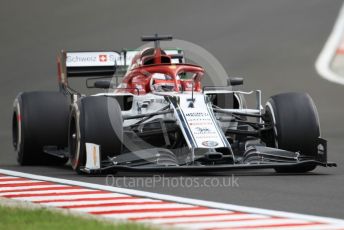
top-left (1, 0), bottom-right (344, 219)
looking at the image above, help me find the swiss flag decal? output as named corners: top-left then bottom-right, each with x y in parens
top-left (99, 54), bottom-right (107, 62)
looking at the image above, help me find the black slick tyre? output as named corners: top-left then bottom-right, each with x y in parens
top-left (12, 91), bottom-right (70, 165)
top-left (265, 92), bottom-right (320, 173)
top-left (69, 96), bottom-right (123, 173)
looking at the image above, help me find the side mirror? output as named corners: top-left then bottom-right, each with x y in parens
top-left (227, 77), bottom-right (244, 86)
top-left (94, 80), bottom-right (112, 89)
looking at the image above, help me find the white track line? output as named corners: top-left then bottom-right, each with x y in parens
top-left (315, 2), bottom-right (344, 85)
top-left (43, 198), bottom-right (159, 207)
top-left (0, 188), bottom-right (95, 196)
top-left (236, 225), bottom-right (344, 230)
top-left (0, 184), bottom-right (69, 191)
top-left (0, 168), bottom-right (344, 226)
top-left (12, 193), bottom-right (128, 202)
top-left (174, 219), bottom-right (311, 229)
top-left (69, 203), bottom-right (193, 212)
top-left (0, 180), bottom-right (42, 184)
top-left (102, 209), bottom-right (232, 219)
top-left (138, 213), bottom-right (270, 224)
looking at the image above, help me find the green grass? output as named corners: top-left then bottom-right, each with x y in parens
top-left (0, 205), bottom-right (158, 230)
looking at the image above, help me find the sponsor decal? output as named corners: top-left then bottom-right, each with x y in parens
top-left (67, 55), bottom-right (97, 63)
top-left (193, 127), bottom-right (216, 136)
top-left (185, 112), bottom-right (208, 117)
top-left (195, 127), bottom-right (211, 133)
top-left (98, 54), bottom-right (107, 62)
top-left (189, 122), bottom-right (212, 126)
top-left (202, 140), bottom-right (219, 147)
top-left (177, 94), bottom-right (229, 148)
top-left (66, 52), bottom-right (119, 67)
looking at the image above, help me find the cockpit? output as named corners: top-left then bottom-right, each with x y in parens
top-left (140, 48), bottom-right (172, 66)
top-left (149, 71), bottom-right (202, 93)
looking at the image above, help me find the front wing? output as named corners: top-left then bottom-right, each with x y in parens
top-left (81, 138), bottom-right (336, 174)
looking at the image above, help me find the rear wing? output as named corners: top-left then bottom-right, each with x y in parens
top-left (57, 51), bottom-right (119, 85)
top-left (57, 49), bottom-right (184, 85)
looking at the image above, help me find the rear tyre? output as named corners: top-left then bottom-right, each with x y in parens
top-left (69, 96), bottom-right (123, 173)
top-left (265, 92), bottom-right (320, 173)
top-left (12, 91), bottom-right (70, 165)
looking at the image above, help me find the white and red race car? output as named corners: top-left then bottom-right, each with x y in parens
top-left (12, 35), bottom-right (335, 174)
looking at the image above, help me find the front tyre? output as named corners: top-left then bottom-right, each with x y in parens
top-left (265, 92), bottom-right (320, 173)
top-left (69, 96), bottom-right (123, 173)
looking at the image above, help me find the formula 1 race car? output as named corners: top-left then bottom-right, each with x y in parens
top-left (12, 35), bottom-right (336, 174)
